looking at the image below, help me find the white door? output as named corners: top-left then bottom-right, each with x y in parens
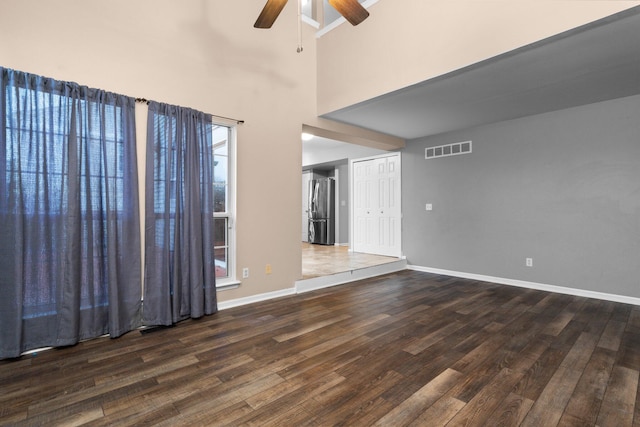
top-left (352, 153), bottom-right (401, 257)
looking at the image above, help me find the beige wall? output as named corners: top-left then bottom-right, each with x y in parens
top-left (0, 0), bottom-right (318, 302)
top-left (317, 0), bottom-right (640, 115)
top-left (2, 1), bottom-right (638, 304)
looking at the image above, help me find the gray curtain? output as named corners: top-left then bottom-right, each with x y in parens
top-left (143, 101), bottom-right (217, 325)
top-left (0, 68), bottom-right (141, 359)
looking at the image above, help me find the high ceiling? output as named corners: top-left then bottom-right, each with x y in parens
top-left (322, 7), bottom-right (640, 141)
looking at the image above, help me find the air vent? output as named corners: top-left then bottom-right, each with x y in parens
top-left (425, 141), bottom-right (472, 159)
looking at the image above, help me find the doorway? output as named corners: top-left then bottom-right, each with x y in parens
top-left (301, 136), bottom-right (398, 278)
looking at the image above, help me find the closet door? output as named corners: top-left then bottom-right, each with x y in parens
top-left (352, 153), bottom-right (401, 257)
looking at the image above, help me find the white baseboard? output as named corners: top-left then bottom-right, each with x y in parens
top-left (218, 260), bottom-right (407, 310)
top-left (217, 287), bottom-right (296, 311)
top-left (219, 263), bottom-right (640, 311)
top-left (296, 260), bottom-right (407, 294)
top-left (408, 265), bottom-right (640, 306)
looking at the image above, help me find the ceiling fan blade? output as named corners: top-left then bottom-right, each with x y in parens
top-left (254, 0), bottom-right (289, 28)
top-left (328, 0), bottom-right (370, 26)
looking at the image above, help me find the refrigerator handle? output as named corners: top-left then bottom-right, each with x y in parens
top-left (312, 182), bottom-right (319, 213)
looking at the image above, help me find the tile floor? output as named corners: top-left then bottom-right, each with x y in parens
top-left (301, 242), bottom-right (399, 279)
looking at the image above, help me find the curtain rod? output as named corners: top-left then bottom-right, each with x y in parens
top-left (135, 97), bottom-right (245, 125)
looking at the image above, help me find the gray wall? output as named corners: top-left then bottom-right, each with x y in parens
top-left (402, 94), bottom-right (640, 298)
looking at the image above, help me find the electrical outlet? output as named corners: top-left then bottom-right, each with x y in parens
top-left (265, 264), bottom-right (272, 274)
top-left (242, 267), bottom-right (249, 278)
top-left (425, 203), bottom-right (433, 211)
top-left (526, 258), bottom-right (533, 267)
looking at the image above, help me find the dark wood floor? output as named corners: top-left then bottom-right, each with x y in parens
top-left (2, 270), bottom-right (640, 426)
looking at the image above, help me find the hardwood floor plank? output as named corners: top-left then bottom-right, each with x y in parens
top-left (616, 331), bottom-right (640, 371)
top-left (21, 378), bottom-right (156, 426)
top-left (326, 396), bottom-right (397, 427)
top-left (245, 403), bottom-right (320, 427)
top-left (313, 372), bottom-right (405, 425)
top-left (26, 377), bottom-right (158, 418)
top-left (450, 330), bottom-right (513, 374)
top-left (403, 320), bottom-right (466, 355)
top-left (528, 293), bottom-right (567, 314)
top-left (100, 367), bottom-right (222, 417)
top-left (272, 314), bottom-right (352, 342)
top-left (626, 307), bottom-right (640, 334)
top-left (40, 407), bottom-right (105, 427)
top-left (86, 403), bottom-right (181, 427)
top-left (373, 368), bottom-right (462, 426)
top-left (277, 342), bottom-right (365, 382)
top-left (514, 318), bottom-right (585, 402)
top-left (445, 319), bottom-right (503, 357)
top-left (635, 380), bottom-right (640, 427)
top-left (520, 332), bottom-right (599, 426)
top-left (232, 372), bottom-right (346, 425)
top-left (610, 302), bottom-right (633, 323)
top-left (485, 392), bottom-right (534, 427)
top-left (447, 367), bottom-right (526, 426)
top-left (170, 372), bottom-right (286, 421)
top-left (94, 354), bottom-right (200, 386)
top-left (596, 365), bottom-right (639, 426)
top-left (574, 299), bottom-right (611, 336)
top-left (598, 320), bottom-right (627, 351)
top-left (558, 346), bottom-right (616, 426)
top-left (245, 371), bottom-right (345, 411)
top-left (156, 353), bottom-right (254, 384)
top-left (299, 315), bottom-right (390, 359)
top-left (0, 408), bottom-right (28, 425)
top-left (408, 396), bottom-right (466, 426)
top-left (334, 327), bottom-right (424, 383)
top-left (448, 349), bottom-right (519, 405)
top-left (544, 310), bottom-right (578, 337)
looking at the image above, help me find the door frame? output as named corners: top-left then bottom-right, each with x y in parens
top-left (349, 152), bottom-right (402, 257)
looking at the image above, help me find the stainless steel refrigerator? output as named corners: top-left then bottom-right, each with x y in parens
top-left (308, 178), bottom-right (335, 245)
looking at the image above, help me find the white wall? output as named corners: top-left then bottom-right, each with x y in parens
top-left (302, 137), bottom-right (387, 167)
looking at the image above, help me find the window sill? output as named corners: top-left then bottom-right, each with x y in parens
top-left (216, 279), bottom-right (240, 291)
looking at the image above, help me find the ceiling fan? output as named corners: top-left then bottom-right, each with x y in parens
top-left (254, 0), bottom-right (370, 29)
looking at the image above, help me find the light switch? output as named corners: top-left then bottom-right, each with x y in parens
top-left (425, 204), bottom-right (433, 211)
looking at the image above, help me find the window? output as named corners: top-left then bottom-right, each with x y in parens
top-left (212, 124), bottom-right (236, 285)
top-left (1, 67), bottom-right (141, 359)
top-left (4, 86), bottom-right (129, 318)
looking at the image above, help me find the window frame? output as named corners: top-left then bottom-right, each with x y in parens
top-left (212, 123), bottom-right (238, 289)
